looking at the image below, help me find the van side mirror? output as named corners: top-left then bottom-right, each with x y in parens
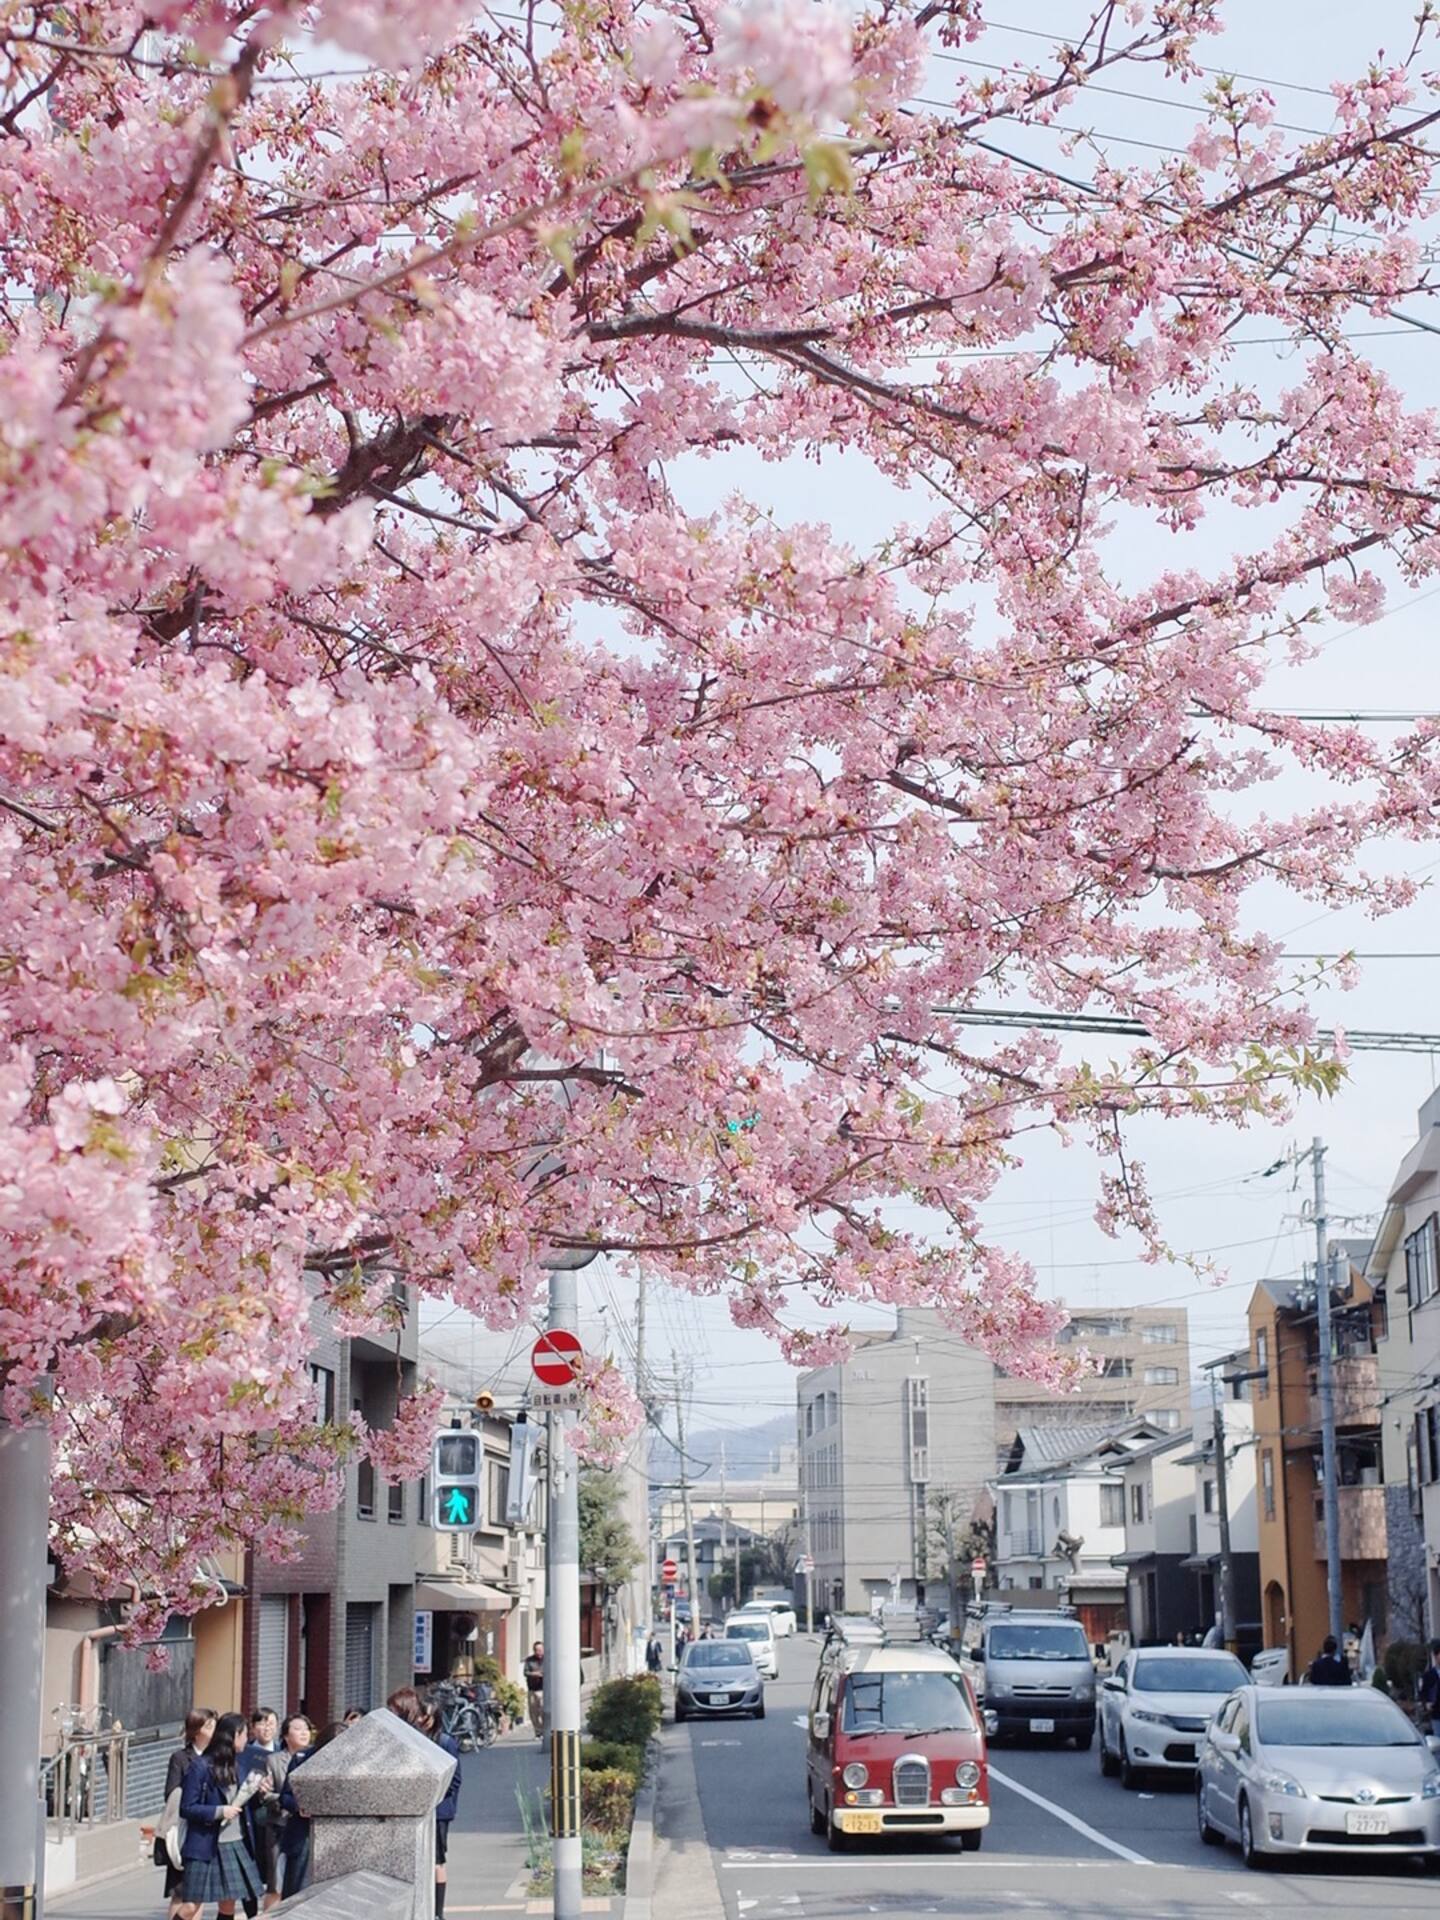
top-left (811, 1712), bottom-right (831, 1741)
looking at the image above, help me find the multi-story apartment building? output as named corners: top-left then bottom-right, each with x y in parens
top-left (796, 1309), bottom-right (996, 1618)
top-left (1248, 1243), bottom-right (1387, 1672)
top-left (1369, 1086), bottom-right (1440, 1642)
top-left (994, 1306), bottom-right (1192, 1464)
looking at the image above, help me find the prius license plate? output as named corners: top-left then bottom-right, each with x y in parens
top-left (840, 1812), bottom-right (883, 1834)
top-left (1345, 1811), bottom-right (1389, 1836)
top-left (1028, 1718), bottom-right (1055, 1734)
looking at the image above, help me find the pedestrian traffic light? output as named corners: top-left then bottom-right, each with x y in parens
top-left (431, 1429), bottom-right (482, 1532)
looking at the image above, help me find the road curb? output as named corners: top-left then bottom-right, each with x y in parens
top-left (621, 1735), bottom-right (660, 1920)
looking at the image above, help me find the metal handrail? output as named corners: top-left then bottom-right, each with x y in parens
top-left (45, 1722), bottom-right (178, 1840)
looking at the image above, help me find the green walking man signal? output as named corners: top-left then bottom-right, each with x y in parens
top-left (431, 1427), bottom-right (482, 1532)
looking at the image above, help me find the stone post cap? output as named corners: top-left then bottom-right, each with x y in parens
top-left (289, 1710), bottom-right (455, 1817)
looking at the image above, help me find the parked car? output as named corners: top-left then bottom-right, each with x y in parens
top-left (725, 1612), bottom-right (779, 1678)
top-left (806, 1639), bottom-right (990, 1852)
top-left (744, 1600), bottom-right (798, 1638)
top-left (959, 1608), bottom-right (1095, 1749)
top-left (674, 1640), bottom-right (766, 1723)
top-left (1098, 1646), bottom-right (1248, 1787)
top-left (1196, 1684), bottom-right (1440, 1869)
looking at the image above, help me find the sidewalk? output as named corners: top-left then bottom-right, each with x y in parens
top-left (49, 1725), bottom-right (621, 1920)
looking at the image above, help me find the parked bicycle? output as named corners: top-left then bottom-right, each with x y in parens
top-left (429, 1679), bottom-right (497, 1753)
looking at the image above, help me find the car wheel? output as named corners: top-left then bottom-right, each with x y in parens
top-left (1197, 1780), bottom-right (1222, 1847)
top-left (754, 1701), bottom-right (766, 1720)
top-left (1099, 1720), bottom-right (1118, 1778)
top-left (1118, 1734), bottom-right (1141, 1791)
top-left (959, 1831), bottom-right (982, 1853)
top-left (808, 1785), bottom-right (825, 1836)
top-left (675, 1706), bottom-right (687, 1723)
top-left (825, 1801), bottom-right (850, 1853)
top-left (1073, 1725), bottom-right (1094, 1752)
top-left (1238, 1796), bottom-right (1269, 1871)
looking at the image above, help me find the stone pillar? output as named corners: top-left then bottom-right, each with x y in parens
top-left (289, 1710), bottom-right (453, 1920)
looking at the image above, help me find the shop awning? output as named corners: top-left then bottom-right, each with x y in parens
top-left (1181, 1552), bottom-right (1220, 1573)
top-left (415, 1579), bottom-right (511, 1612)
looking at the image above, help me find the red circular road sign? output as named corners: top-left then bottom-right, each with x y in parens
top-left (661, 1557), bottom-right (678, 1582)
top-left (531, 1329), bottom-right (584, 1385)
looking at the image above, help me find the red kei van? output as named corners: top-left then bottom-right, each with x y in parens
top-left (805, 1634), bottom-right (991, 1851)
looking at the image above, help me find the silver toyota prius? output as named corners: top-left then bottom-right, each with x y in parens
top-left (1196, 1683), bottom-right (1440, 1869)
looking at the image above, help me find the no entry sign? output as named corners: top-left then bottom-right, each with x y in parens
top-left (661, 1557), bottom-right (678, 1582)
top-left (532, 1329), bottom-right (584, 1386)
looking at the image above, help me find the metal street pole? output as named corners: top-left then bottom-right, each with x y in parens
top-left (674, 1378), bottom-right (701, 1633)
top-left (1311, 1137), bottom-right (1344, 1646)
top-left (543, 1253), bottom-right (586, 1920)
top-left (0, 1413), bottom-right (51, 1920)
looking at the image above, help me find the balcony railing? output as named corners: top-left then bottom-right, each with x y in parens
top-left (1312, 1483), bottom-right (1387, 1561)
top-left (1306, 1353), bottom-right (1381, 1431)
top-left (1002, 1529), bottom-right (1044, 1558)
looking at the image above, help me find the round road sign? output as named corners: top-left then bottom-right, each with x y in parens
top-left (531, 1329), bottom-right (584, 1386)
top-left (661, 1557), bottom-right (678, 1582)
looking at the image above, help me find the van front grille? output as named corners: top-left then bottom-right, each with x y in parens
top-left (892, 1757), bottom-right (930, 1807)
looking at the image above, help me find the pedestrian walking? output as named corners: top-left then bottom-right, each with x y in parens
top-left (1306, 1636), bottom-right (1352, 1686)
top-left (523, 1643), bottom-right (545, 1738)
top-left (176, 1712), bottom-right (267, 1920)
top-left (277, 1721), bottom-right (338, 1899)
top-left (1419, 1638), bottom-right (1440, 1732)
top-left (239, 1709), bottom-right (282, 1913)
top-left (645, 1634), bottom-right (663, 1675)
top-left (386, 1690), bottom-right (461, 1920)
top-left (158, 1710), bottom-right (217, 1918)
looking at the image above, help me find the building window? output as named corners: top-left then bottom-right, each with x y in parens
top-left (355, 1398), bottom-right (376, 1518)
top-left (1100, 1484), bottom-right (1125, 1526)
top-left (1261, 1448), bottom-right (1276, 1520)
top-left (1404, 1214), bottom-right (1439, 1308)
top-left (906, 1377), bottom-right (929, 1484)
top-left (1143, 1366), bottom-right (1179, 1386)
top-left (1141, 1323), bottom-right (1177, 1345)
top-left (418, 1474), bottom-right (430, 1525)
top-left (805, 1402), bottom-right (814, 1439)
top-left (489, 1460), bottom-right (510, 1525)
top-left (1417, 1406), bottom-right (1439, 1486)
top-left (1202, 1477), bottom-right (1216, 1515)
top-left (1102, 1357), bottom-right (1133, 1379)
top-left (1129, 1483), bottom-right (1145, 1525)
top-left (1153, 1409), bottom-right (1181, 1431)
top-left (387, 1480), bottom-right (405, 1524)
top-left (1255, 1328), bottom-right (1269, 1396)
top-left (310, 1364), bottom-right (335, 1423)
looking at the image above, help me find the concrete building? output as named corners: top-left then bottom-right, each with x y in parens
top-left (1248, 1244), bottom-right (1388, 1674)
top-left (796, 1309), bottom-right (996, 1618)
top-left (993, 1422), bottom-right (1162, 1643)
top-left (657, 1469), bottom-right (798, 1547)
top-left (1368, 1085), bottom-right (1440, 1643)
top-left (1113, 1430), bottom-right (1207, 1645)
top-left (994, 1306), bottom-right (1192, 1464)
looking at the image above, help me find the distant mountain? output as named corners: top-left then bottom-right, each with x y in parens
top-left (650, 1410), bottom-right (794, 1481)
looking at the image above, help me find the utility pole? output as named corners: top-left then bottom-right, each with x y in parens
top-left (1208, 1367), bottom-right (1238, 1654)
top-left (673, 1375), bottom-right (701, 1635)
top-left (941, 1494), bottom-right (960, 1637)
top-left (719, 1441), bottom-right (729, 1612)
top-left (543, 1253), bottom-right (586, 1920)
top-left (1311, 1136), bottom-right (1344, 1646)
top-left (0, 1409), bottom-right (50, 1920)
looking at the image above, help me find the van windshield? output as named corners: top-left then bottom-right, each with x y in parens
top-left (987, 1624), bottom-right (1089, 1661)
top-left (842, 1669), bottom-right (976, 1735)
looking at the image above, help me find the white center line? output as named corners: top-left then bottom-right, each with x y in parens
top-left (986, 1764), bottom-right (1153, 1866)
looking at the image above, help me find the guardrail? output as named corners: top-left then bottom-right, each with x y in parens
top-left (43, 1723), bottom-right (177, 1840)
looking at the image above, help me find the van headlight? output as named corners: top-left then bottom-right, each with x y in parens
top-left (842, 1763), bottom-right (869, 1790)
top-left (955, 1762), bottom-right (981, 1789)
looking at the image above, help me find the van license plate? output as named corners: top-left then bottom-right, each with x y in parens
top-left (1345, 1811), bottom-right (1389, 1836)
top-left (1028, 1718), bottom-right (1055, 1734)
top-left (840, 1813), bottom-right (883, 1835)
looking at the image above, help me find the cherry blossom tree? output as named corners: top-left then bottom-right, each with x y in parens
top-left (4, 0), bottom-right (1440, 1612)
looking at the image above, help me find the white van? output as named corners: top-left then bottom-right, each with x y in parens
top-left (725, 1611), bottom-right (779, 1678)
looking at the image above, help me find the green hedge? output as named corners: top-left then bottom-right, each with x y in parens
top-left (580, 1767), bottom-right (636, 1838)
top-left (580, 1739), bottom-right (645, 1782)
top-left (586, 1675), bottom-right (662, 1749)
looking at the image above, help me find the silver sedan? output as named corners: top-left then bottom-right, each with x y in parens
top-left (1196, 1684), bottom-right (1440, 1869)
top-left (674, 1640), bottom-right (765, 1722)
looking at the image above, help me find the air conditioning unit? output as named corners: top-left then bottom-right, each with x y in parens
top-left (502, 1541), bottom-right (524, 1592)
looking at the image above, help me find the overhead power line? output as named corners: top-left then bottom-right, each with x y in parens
top-left (935, 1007), bottom-right (1440, 1054)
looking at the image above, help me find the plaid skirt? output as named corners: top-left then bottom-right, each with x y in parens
top-left (180, 1842), bottom-right (264, 1907)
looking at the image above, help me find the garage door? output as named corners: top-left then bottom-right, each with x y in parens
top-left (256, 1595), bottom-right (289, 1714)
top-left (344, 1603), bottom-right (377, 1711)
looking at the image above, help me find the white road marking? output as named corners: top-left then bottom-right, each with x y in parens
top-left (986, 1764), bottom-right (1153, 1866)
top-left (1227, 1895), bottom-right (1264, 1906)
top-left (700, 1738), bottom-right (742, 1747)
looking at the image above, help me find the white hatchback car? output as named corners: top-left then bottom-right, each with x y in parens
top-left (749, 1600), bottom-right (798, 1638)
top-left (1099, 1646), bottom-right (1248, 1787)
top-left (725, 1612), bottom-right (779, 1679)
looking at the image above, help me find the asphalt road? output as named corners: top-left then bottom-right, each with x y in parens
top-left (674, 1636), bottom-right (1438, 1920)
